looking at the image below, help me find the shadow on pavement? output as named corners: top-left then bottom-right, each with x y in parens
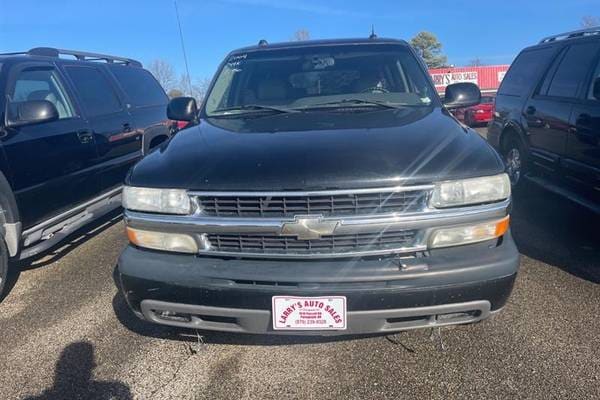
top-left (0, 210), bottom-right (122, 303)
top-left (23, 341), bottom-right (132, 400)
top-left (510, 183), bottom-right (600, 283)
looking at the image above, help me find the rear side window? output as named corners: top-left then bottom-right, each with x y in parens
top-left (65, 66), bottom-right (122, 117)
top-left (498, 47), bottom-right (555, 97)
top-left (543, 42), bottom-right (599, 98)
top-left (109, 66), bottom-right (168, 107)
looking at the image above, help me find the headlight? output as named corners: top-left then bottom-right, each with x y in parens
top-left (430, 174), bottom-right (510, 208)
top-left (429, 216), bottom-right (510, 248)
top-left (126, 227), bottom-right (199, 253)
top-left (122, 186), bottom-right (191, 214)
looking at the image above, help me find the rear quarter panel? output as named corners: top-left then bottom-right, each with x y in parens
top-left (488, 94), bottom-right (526, 149)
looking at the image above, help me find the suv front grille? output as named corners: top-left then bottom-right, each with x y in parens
top-left (196, 190), bottom-right (429, 217)
top-left (206, 229), bottom-right (419, 256)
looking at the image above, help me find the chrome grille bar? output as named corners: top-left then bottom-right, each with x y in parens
top-left (192, 186), bottom-right (432, 217)
top-left (207, 229), bottom-right (419, 255)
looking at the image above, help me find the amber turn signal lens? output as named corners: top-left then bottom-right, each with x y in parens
top-left (126, 226), bottom-right (199, 254)
top-left (429, 216), bottom-right (510, 249)
top-left (495, 216), bottom-right (510, 237)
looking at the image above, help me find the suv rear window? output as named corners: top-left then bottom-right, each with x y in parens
top-left (65, 66), bottom-right (122, 117)
top-left (109, 66), bottom-right (168, 107)
top-left (498, 47), bottom-right (556, 97)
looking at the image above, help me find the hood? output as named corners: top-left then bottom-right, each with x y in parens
top-left (127, 107), bottom-right (504, 190)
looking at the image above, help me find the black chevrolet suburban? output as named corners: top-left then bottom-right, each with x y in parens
top-left (0, 48), bottom-right (171, 296)
top-left (118, 38), bottom-right (519, 335)
top-left (488, 28), bottom-right (600, 212)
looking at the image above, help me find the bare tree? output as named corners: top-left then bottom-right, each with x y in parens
top-left (148, 59), bottom-right (177, 92)
top-left (178, 74), bottom-right (211, 102)
top-left (469, 58), bottom-right (485, 66)
top-left (191, 77), bottom-right (211, 102)
top-left (581, 16), bottom-right (600, 28)
top-left (292, 29), bottom-right (310, 41)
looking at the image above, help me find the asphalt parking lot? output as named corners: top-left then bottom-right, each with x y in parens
top-left (1, 129), bottom-right (599, 400)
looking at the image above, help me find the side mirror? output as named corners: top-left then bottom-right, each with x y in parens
top-left (167, 97), bottom-right (198, 122)
top-left (593, 77), bottom-right (600, 101)
top-left (443, 82), bottom-right (481, 110)
top-left (6, 100), bottom-right (59, 127)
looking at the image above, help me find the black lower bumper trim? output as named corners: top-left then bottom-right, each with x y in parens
top-left (119, 272), bottom-right (516, 325)
top-left (117, 234), bottom-right (519, 334)
top-left (138, 299), bottom-right (494, 335)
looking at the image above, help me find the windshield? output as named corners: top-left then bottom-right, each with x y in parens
top-left (204, 44), bottom-right (437, 116)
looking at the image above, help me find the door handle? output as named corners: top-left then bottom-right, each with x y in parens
top-left (577, 113), bottom-right (592, 125)
top-left (123, 123), bottom-right (132, 133)
top-left (526, 106), bottom-right (536, 115)
top-left (77, 130), bottom-right (94, 144)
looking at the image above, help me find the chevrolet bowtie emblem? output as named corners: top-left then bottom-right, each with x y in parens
top-left (280, 215), bottom-right (339, 240)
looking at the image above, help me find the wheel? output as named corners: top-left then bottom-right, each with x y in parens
top-left (464, 112), bottom-right (474, 127)
top-left (0, 238), bottom-right (8, 299)
top-left (503, 135), bottom-right (527, 187)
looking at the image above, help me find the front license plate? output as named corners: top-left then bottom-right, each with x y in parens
top-left (272, 296), bottom-right (347, 330)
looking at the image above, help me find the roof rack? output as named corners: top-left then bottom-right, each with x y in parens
top-left (539, 27), bottom-right (600, 44)
top-left (0, 47), bottom-right (142, 67)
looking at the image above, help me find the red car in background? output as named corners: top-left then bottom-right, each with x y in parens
top-left (453, 95), bottom-right (495, 127)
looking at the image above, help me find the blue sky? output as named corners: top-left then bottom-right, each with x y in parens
top-left (1, 0), bottom-right (598, 80)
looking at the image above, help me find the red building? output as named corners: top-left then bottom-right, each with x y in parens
top-left (428, 65), bottom-right (510, 94)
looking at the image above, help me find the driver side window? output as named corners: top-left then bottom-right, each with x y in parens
top-left (10, 67), bottom-right (75, 119)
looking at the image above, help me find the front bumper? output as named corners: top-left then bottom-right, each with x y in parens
top-left (117, 231), bottom-right (519, 335)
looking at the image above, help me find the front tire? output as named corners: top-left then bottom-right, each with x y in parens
top-left (0, 238), bottom-right (9, 299)
top-left (503, 136), bottom-right (526, 188)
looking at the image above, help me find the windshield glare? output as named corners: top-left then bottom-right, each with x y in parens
top-left (204, 44), bottom-right (437, 116)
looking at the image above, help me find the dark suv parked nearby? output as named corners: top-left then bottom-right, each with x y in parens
top-left (118, 38), bottom-right (519, 335)
top-left (488, 28), bottom-right (600, 212)
top-left (0, 48), bottom-right (171, 296)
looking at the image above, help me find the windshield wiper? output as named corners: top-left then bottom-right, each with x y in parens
top-left (295, 99), bottom-right (413, 110)
top-left (210, 104), bottom-right (299, 115)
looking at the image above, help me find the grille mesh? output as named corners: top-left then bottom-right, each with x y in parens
top-left (197, 190), bottom-right (429, 217)
top-left (206, 229), bottom-right (419, 255)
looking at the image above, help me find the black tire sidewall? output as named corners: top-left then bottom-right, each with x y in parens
top-left (504, 136), bottom-right (527, 188)
top-left (464, 112), bottom-right (471, 126)
top-left (0, 238), bottom-right (8, 297)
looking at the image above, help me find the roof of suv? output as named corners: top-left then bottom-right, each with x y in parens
top-left (0, 47), bottom-right (142, 67)
top-left (538, 27), bottom-right (600, 44)
top-left (231, 37), bottom-right (410, 54)
top-left (520, 27), bottom-right (600, 53)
